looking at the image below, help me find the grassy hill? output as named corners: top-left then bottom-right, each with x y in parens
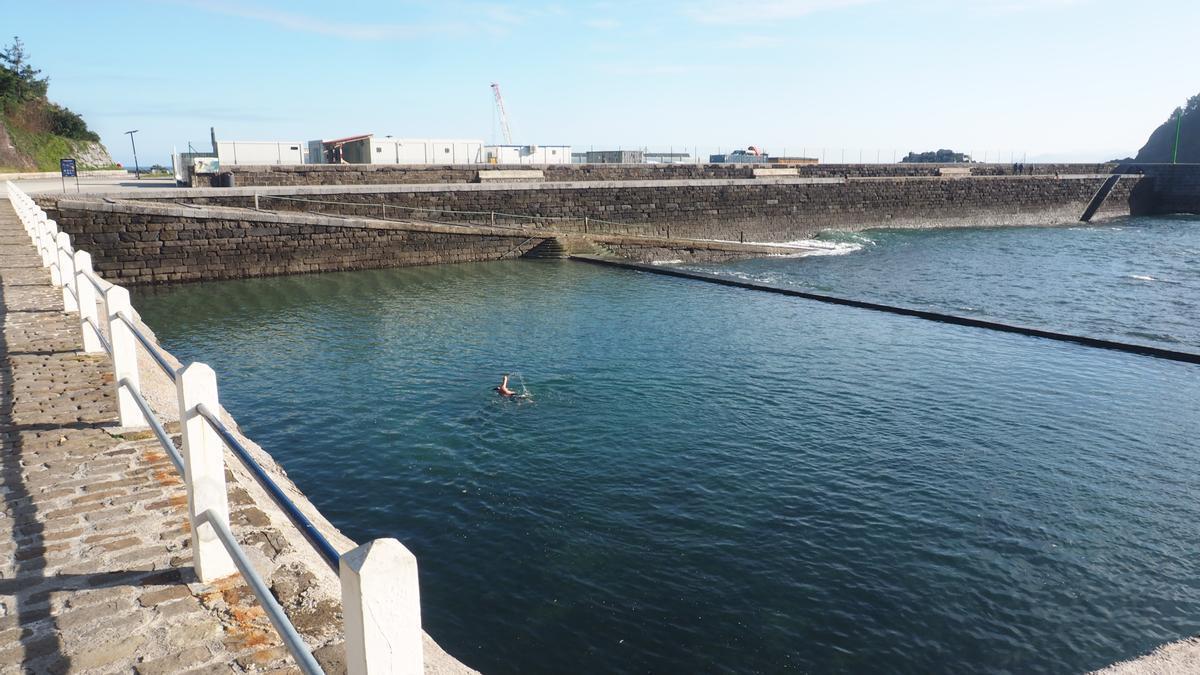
top-left (1133, 93), bottom-right (1199, 164)
top-left (0, 37), bottom-right (113, 172)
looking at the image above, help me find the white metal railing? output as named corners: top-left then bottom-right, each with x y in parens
top-left (4, 181), bottom-right (424, 675)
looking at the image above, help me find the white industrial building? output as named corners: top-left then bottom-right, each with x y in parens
top-left (308, 135), bottom-right (484, 165)
top-left (216, 140), bottom-right (306, 165)
top-left (484, 144), bottom-right (571, 165)
top-left (185, 129), bottom-right (572, 168)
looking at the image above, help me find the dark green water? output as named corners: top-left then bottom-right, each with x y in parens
top-left (135, 220), bottom-right (1200, 674)
top-left (694, 215), bottom-right (1200, 351)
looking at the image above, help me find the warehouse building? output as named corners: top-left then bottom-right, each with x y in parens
top-left (308, 135), bottom-right (485, 165)
top-left (484, 144), bottom-right (571, 164)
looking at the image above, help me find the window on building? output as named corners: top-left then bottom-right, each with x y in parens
top-left (444, 148), bottom-right (451, 153)
top-left (376, 147), bottom-right (382, 152)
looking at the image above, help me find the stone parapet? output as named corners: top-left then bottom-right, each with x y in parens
top-left (100, 174), bottom-right (1140, 243)
top-left (48, 199), bottom-right (546, 285)
top-left (213, 162), bottom-right (1121, 188)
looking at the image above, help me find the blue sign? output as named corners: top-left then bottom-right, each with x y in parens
top-left (60, 158), bottom-right (77, 178)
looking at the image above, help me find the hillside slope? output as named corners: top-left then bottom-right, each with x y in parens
top-left (0, 37), bottom-right (112, 172)
top-left (1134, 93), bottom-right (1199, 163)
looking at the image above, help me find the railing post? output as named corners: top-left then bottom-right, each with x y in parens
top-left (103, 285), bottom-right (147, 428)
top-left (74, 251), bottom-right (103, 353)
top-left (341, 538), bottom-right (424, 675)
top-left (45, 220), bottom-right (62, 284)
top-left (176, 363), bottom-right (237, 582)
top-left (34, 216), bottom-right (50, 266)
top-left (56, 232), bottom-right (78, 313)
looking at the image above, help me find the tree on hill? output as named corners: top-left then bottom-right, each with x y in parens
top-left (0, 37), bottom-right (47, 110)
top-left (900, 149), bottom-right (971, 163)
top-left (0, 35), bottom-right (98, 142)
top-left (1134, 93), bottom-right (1200, 163)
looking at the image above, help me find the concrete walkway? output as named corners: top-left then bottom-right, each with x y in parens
top-left (0, 199), bottom-right (337, 673)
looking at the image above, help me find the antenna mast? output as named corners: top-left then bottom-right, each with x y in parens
top-left (491, 82), bottom-right (513, 144)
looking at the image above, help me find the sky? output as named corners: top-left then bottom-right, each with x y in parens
top-left (7, 0), bottom-right (1197, 166)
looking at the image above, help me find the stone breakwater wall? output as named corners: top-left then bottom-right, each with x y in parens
top-left (1132, 164), bottom-right (1200, 215)
top-left (582, 235), bottom-right (801, 263)
top-left (218, 162), bottom-right (1119, 187)
top-left (47, 199), bottom-right (544, 285)
top-left (132, 175), bottom-right (1138, 242)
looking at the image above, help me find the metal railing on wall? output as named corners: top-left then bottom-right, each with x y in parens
top-left (256, 193), bottom-right (635, 236)
top-left (5, 181), bottom-right (424, 675)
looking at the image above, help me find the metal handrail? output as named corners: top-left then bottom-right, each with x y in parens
top-left (258, 193), bottom-right (630, 228)
top-left (117, 373), bottom-right (322, 674)
top-left (117, 376), bottom-right (184, 475)
top-left (195, 402), bottom-right (341, 571)
top-left (499, 236), bottom-right (536, 260)
top-left (82, 268), bottom-right (109, 293)
top-left (84, 316), bottom-right (112, 355)
top-left (116, 311), bottom-right (178, 382)
top-left (258, 195), bottom-right (530, 233)
top-left (5, 181), bottom-right (329, 675)
top-left (198, 509), bottom-right (325, 674)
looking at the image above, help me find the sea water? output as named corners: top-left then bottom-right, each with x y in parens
top-left (135, 215), bottom-right (1200, 674)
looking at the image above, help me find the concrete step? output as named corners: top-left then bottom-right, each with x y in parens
top-left (522, 238), bottom-right (569, 259)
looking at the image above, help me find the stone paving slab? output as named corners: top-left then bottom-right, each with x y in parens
top-left (0, 200), bottom-right (339, 674)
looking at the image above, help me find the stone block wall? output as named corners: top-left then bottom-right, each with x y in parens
top-left (218, 162), bottom-right (1119, 188)
top-left (49, 201), bottom-right (543, 285)
top-left (155, 175), bottom-right (1139, 242)
top-left (1133, 164), bottom-right (1200, 215)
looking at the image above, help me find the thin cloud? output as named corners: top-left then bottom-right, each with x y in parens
top-left (683, 0), bottom-right (878, 24)
top-left (585, 18), bottom-right (622, 29)
top-left (593, 63), bottom-right (737, 76)
top-left (173, 1), bottom-right (430, 39)
top-left (967, 0), bottom-right (1088, 12)
top-left (726, 34), bottom-right (786, 48)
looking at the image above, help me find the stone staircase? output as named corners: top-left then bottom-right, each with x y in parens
top-left (522, 237), bottom-right (569, 259)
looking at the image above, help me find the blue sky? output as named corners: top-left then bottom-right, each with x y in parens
top-left (9, 0), bottom-right (1197, 165)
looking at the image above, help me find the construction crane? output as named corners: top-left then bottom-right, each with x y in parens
top-left (490, 82), bottom-right (514, 145)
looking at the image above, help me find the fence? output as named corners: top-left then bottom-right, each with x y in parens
top-left (570, 145), bottom-right (1037, 165)
top-left (255, 193), bottom-right (636, 236)
top-left (4, 181), bottom-right (424, 675)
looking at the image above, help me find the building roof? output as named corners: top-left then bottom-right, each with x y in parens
top-left (323, 133), bottom-right (372, 145)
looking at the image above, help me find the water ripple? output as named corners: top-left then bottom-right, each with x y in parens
top-left (135, 249), bottom-right (1200, 675)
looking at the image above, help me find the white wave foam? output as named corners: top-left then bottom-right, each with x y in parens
top-left (777, 239), bottom-right (864, 257)
top-left (1126, 274), bottom-right (1180, 284)
top-left (650, 259), bottom-right (685, 265)
top-left (696, 237), bottom-right (865, 257)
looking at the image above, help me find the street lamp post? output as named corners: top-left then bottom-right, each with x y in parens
top-left (125, 129), bottom-right (140, 179)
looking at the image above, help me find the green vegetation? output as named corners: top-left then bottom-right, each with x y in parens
top-left (1133, 92), bottom-right (1199, 163)
top-left (1, 36), bottom-right (108, 172)
top-left (900, 149), bottom-right (971, 163)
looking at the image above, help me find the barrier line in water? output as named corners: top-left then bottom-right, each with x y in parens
top-left (570, 255), bottom-right (1200, 366)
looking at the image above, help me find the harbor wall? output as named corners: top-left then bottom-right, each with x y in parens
top-left (214, 162), bottom-right (1119, 187)
top-left (35, 170), bottom-right (1177, 285)
top-left (1131, 164), bottom-right (1200, 215)
top-left (47, 200), bottom-right (544, 285)
top-left (131, 175), bottom-right (1138, 242)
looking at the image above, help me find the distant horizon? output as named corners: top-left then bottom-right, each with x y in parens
top-left (11, 0), bottom-right (1194, 167)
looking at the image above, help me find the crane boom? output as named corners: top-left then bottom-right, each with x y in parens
top-left (490, 82), bottom-right (513, 145)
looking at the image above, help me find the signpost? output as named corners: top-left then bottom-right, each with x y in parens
top-left (60, 158), bottom-right (79, 193)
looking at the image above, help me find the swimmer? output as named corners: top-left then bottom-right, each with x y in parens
top-left (496, 374), bottom-right (516, 397)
